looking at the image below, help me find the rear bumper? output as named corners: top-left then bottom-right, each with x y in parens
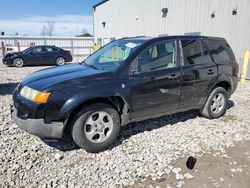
top-left (66, 55), bottom-right (73, 62)
top-left (11, 106), bottom-right (64, 138)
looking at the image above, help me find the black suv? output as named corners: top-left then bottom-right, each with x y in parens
top-left (3, 45), bottom-right (72, 67)
top-left (11, 36), bottom-right (238, 152)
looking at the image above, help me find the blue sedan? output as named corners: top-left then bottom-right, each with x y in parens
top-left (2, 45), bottom-right (73, 67)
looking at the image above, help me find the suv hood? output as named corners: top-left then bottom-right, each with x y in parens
top-left (21, 63), bottom-right (111, 91)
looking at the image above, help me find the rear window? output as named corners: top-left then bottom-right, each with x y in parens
top-left (204, 39), bottom-right (235, 62)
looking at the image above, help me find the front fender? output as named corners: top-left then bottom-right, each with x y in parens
top-left (59, 92), bottom-right (130, 126)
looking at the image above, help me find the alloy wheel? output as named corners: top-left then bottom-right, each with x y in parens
top-left (84, 111), bottom-right (114, 143)
top-left (210, 93), bottom-right (225, 114)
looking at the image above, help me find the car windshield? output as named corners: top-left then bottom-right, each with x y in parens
top-left (23, 47), bottom-right (32, 53)
top-left (82, 39), bottom-right (145, 71)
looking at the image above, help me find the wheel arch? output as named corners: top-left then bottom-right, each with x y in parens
top-left (63, 96), bottom-right (129, 135)
top-left (213, 81), bottom-right (231, 94)
top-left (198, 79), bottom-right (232, 107)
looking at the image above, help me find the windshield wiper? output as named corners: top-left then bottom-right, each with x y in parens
top-left (82, 61), bottom-right (99, 70)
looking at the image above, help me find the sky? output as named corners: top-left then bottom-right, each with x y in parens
top-left (0, 0), bottom-right (102, 36)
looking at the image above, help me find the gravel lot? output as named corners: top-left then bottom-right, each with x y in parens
top-left (0, 63), bottom-right (250, 188)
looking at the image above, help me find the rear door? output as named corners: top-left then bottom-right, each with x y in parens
top-left (43, 46), bottom-right (56, 64)
top-left (179, 39), bottom-right (217, 108)
top-left (129, 39), bottom-right (182, 119)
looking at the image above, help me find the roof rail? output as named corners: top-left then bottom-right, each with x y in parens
top-left (158, 34), bottom-right (169, 37)
top-left (184, 32), bottom-right (201, 36)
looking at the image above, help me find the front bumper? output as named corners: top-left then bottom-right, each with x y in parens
top-left (2, 57), bottom-right (13, 65)
top-left (11, 106), bottom-right (64, 138)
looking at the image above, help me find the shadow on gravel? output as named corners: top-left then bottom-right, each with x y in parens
top-left (41, 136), bottom-right (80, 152)
top-left (42, 100), bottom-right (235, 152)
top-left (0, 82), bottom-right (19, 95)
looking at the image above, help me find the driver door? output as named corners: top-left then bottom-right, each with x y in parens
top-left (129, 39), bottom-right (182, 119)
top-left (26, 46), bottom-right (44, 65)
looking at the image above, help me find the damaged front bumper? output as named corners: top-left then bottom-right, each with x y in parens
top-left (11, 105), bottom-right (64, 139)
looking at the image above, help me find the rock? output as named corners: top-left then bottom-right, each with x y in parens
top-left (220, 177), bottom-right (224, 182)
top-left (31, 144), bottom-right (39, 152)
top-left (54, 153), bottom-right (64, 160)
top-left (151, 177), bottom-right (157, 181)
top-left (176, 180), bottom-right (185, 188)
top-left (176, 173), bottom-right (184, 180)
top-left (172, 168), bottom-right (181, 174)
top-left (222, 154), bottom-right (229, 158)
top-left (25, 164), bottom-right (32, 171)
top-left (184, 173), bottom-right (194, 180)
top-left (236, 168), bottom-right (243, 172)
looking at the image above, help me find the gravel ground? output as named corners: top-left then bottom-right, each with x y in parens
top-left (0, 63), bottom-right (250, 188)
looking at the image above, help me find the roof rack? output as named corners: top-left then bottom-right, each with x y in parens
top-left (184, 32), bottom-right (201, 36)
top-left (158, 34), bottom-right (169, 37)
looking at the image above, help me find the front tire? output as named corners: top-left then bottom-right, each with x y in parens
top-left (71, 103), bottom-right (121, 153)
top-left (13, 58), bottom-right (24, 67)
top-left (200, 87), bottom-right (228, 119)
top-left (56, 57), bottom-right (65, 66)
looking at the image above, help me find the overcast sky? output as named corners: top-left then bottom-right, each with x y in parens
top-left (0, 0), bottom-right (101, 36)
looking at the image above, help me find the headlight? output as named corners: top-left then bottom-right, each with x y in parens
top-left (20, 86), bottom-right (51, 103)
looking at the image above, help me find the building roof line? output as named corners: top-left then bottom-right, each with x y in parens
top-left (93, 0), bottom-right (109, 9)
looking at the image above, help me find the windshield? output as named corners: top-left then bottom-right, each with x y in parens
top-left (23, 47), bottom-right (32, 53)
top-left (83, 39), bottom-right (145, 71)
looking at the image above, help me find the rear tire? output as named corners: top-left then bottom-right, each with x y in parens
top-left (71, 103), bottom-right (121, 153)
top-left (56, 57), bottom-right (65, 66)
top-left (200, 87), bottom-right (228, 119)
top-left (13, 58), bottom-right (24, 67)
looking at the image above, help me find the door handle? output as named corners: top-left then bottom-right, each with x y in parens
top-left (142, 77), bottom-right (155, 82)
top-left (207, 69), bottom-right (214, 75)
top-left (168, 74), bottom-right (179, 79)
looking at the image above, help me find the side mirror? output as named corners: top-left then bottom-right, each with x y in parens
top-left (129, 69), bottom-right (140, 76)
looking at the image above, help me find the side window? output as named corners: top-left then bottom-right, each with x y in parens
top-left (44, 47), bottom-right (53, 52)
top-left (33, 47), bottom-right (43, 53)
top-left (52, 47), bottom-right (60, 52)
top-left (137, 40), bottom-right (177, 73)
top-left (182, 40), bottom-right (208, 65)
top-left (205, 39), bottom-right (235, 62)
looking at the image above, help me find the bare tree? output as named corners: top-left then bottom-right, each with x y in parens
top-left (82, 28), bottom-right (88, 35)
top-left (41, 21), bottom-right (55, 36)
top-left (41, 25), bottom-right (46, 36)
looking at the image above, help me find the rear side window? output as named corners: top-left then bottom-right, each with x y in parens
top-left (44, 47), bottom-right (53, 52)
top-left (204, 39), bottom-right (235, 62)
top-left (181, 39), bottom-right (212, 65)
top-left (52, 47), bottom-right (60, 52)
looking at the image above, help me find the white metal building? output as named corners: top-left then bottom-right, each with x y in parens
top-left (93, 0), bottom-right (250, 62)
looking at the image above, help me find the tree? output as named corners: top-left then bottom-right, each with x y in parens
top-left (75, 28), bottom-right (93, 37)
top-left (41, 21), bottom-right (55, 36)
